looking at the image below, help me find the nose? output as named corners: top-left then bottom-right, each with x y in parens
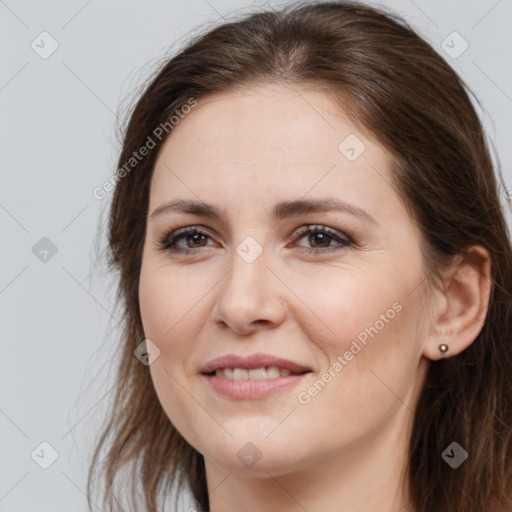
top-left (212, 244), bottom-right (287, 336)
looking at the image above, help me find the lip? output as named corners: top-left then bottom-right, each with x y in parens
top-left (200, 353), bottom-right (312, 400)
top-left (203, 373), bottom-right (309, 399)
top-left (200, 353), bottom-right (312, 374)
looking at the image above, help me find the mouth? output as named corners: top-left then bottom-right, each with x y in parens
top-left (200, 353), bottom-right (312, 399)
top-left (201, 352), bottom-right (312, 375)
top-left (206, 366), bottom-right (310, 380)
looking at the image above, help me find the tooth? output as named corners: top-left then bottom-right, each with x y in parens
top-left (218, 367), bottom-right (295, 380)
top-left (233, 368), bottom-right (249, 380)
top-left (266, 366), bottom-right (280, 378)
top-left (249, 368), bottom-right (267, 380)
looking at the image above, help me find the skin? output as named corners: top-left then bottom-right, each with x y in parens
top-left (138, 82), bottom-right (491, 512)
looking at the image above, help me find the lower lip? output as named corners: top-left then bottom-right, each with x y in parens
top-left (203, 373), bottom-right (310, 399)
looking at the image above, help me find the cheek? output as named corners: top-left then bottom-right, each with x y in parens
top-left (139, 263), bottom-right (206, 351)
top-left (300, 297), bottom-right (423, 434)
top-left (300, 269), bottom-right (406, 354)
top-left (297, 267), bottom-right (424, 403)
top-left (139, 264), bottom-right (210, 448)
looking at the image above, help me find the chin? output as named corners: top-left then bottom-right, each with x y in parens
top-left (205, 446), bottom-right (308, 477)
top-left (197, 427), bottom-right (316, 476)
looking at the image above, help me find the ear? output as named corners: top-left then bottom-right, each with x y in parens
top-left (423, 245), bottom-right (492, 360)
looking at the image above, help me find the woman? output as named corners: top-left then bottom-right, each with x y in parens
top-left (87, 1), bottom-right (512, 511)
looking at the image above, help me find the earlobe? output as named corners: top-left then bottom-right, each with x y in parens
top-left (423, 245), bottom-right (491, 361)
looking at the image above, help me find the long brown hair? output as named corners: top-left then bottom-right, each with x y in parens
top-left (87, 2), bottom-right (512, 511)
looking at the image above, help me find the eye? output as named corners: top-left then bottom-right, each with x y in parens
top-left (157, 226), bottom-right (215, 255)
top-left (291, 224), bottom-right (352, 254)
top-left (157, 224), bottom-right (353, 256)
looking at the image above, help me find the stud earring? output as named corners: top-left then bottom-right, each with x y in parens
top-left (438, 343), bottom-right (449, 355)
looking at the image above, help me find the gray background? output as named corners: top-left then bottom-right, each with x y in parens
top-left (1, 0), bottom-right (511, 510)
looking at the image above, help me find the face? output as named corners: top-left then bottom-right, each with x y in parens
top-left (139, 82), bottom-right (431, 477)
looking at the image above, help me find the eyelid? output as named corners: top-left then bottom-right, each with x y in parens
top-left (288, 224), bottom-right (353, 253)
top-left (290, 224), bottom-right (352, 243)
top-left (155, 225), bottom-right (217, 250)
top-left (157, 222), bottom-right (355, 256)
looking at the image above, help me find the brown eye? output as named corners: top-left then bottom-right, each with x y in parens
top-left (308, 231), bottom-right (331, 248)
top-left (183, 232), bottom-right (208, 248)
top-left (292, 225), bottom-right (352, 254)
top-left (159, 227), bottom-right (214, 254)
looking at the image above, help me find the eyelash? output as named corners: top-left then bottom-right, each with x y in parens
top-left (157, 224), bottom-right (353, 256)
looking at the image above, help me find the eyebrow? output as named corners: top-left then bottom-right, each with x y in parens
top-left (150, 198), bottom-right (378, 225)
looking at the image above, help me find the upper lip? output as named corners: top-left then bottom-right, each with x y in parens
top-left (201, 353), bottom-right (312, 374)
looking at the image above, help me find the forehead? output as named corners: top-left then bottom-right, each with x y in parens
top-left (149, 83), bottom-right (397, 219)
top-left (161, 83), bottom-right (381, 156)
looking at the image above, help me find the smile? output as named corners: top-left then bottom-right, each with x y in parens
top-left (214, 366), bottom-right (298, 380)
